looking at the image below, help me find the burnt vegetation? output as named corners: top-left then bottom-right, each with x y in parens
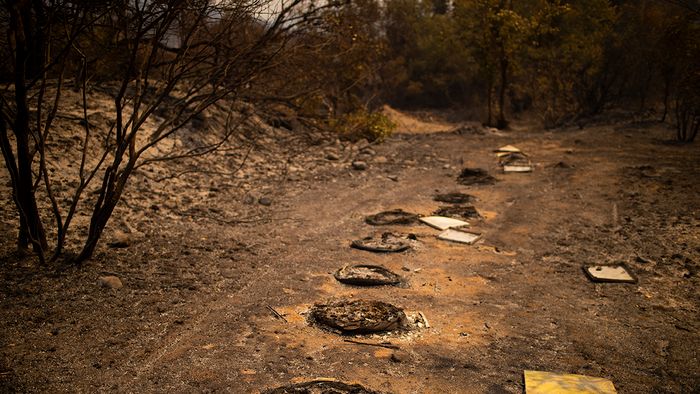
top-left (0, 3), bottom-right (699, 393)
top-left (0, 0), bottom-right (699, 263)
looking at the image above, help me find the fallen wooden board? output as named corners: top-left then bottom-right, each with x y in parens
top-left (495, 144), bottom-right (522, 153)
top-left (524, 370), bottom-right (617, 394)
top-left (583, 265), bottom-right (636, 283)
top-left (438, 229), bottom-right (481, 245)
top-left (419, 216), bottom-right (469, 230)
top-left (504, 164), bottom-right (533, 173)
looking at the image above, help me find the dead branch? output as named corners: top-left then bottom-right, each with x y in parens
top-left (266, 305), bottom-right (288, 322)
top-left (343, 339), bottom-right (400, 350)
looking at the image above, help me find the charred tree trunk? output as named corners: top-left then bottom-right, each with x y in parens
top-left (486, 74), bottom-right (494, 127)
top-left (76, 151), bottom-right (136, 262)
top-left (4, 5), bottom-right (48, 260)
top-left (496, 54), bottom-right (509, 129)
top-left (661, 73), bottom-right (671, 122)
top-left (492, 0), bottom-right (510, 130)
top-left (0, 116), bottom-right (31, 255)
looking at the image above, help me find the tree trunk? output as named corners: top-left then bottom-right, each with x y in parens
top-left (76, 202), bottom-right (116, 263)
top-left (13, 125), bottom-right (48, 257)
top-left (496, 53), bottom-right (509, 129)
top-left (661, 73), bottom-right (671, 122)
top-left (0, 117), bottom-right (30, 256)
top-left (639, 64), bottom-right (653, 113)
top-left (7, 6), bottom-right (48, 259)
top-left (486, 74), bottom-right (493, 127)
top-left (75, 158), bottom-right (135, 262)
top-left (689, 116), bottom-right (699, 142)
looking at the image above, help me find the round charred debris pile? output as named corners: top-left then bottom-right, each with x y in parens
top-left (263, 379), bottom-right (382, 394)
top-left (457, 168), bottom-right (496, 185)
top-left (432, 205), bottom-right (481, 220)
top-left (433, 192), bottom-right (475, 204)
top-left (334, 265), bottom-right (403, 286)
top-left (364, 209), bottom-right (420, 226)
top-left (309, 300), bottom-right (407, 334)
top-left (350, 232), bottom-right (415, 253)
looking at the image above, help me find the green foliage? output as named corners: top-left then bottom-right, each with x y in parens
top-left (516, 0), bottom-right (617, 126)
top-left (331, 108), bottom-right (396, 142)
top-left (383, 0), bottom-right (472, 107)
top-left (309, 0), bottom-right (387, 116)
top-left (453, 0), bottom-right (547, 127)
top-left (667, 13), bottom-right (700, 141)
top-left (263, 0), bottom-right (700, 135)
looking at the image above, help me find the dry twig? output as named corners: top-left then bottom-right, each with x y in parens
top-left (343, 339), bottom-right (399, 350)
top-left (267, 305), bottom-right (288, 322)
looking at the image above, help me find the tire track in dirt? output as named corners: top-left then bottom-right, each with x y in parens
top-left (121, 179), bottom-right (399, 390)
top-left (113, 122), bottom-right (700, 393)
top-left (119, 128), bottom-right (521, 393)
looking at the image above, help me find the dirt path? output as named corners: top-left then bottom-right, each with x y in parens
top-left (1, 116), bottom-right (699, 393)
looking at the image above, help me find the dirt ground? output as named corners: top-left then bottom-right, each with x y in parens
top-left (1, 110), bottom-right (699, 393)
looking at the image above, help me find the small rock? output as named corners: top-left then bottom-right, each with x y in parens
top-left (387, 175), bottom-right (399, 182)
top-left (356, 153), bottom-right (373, 161)
top-left (390, 351), bottom-right (410, 363)
top-left (553, 161), bottom-right (573, 169)
top-left (442, 164), bottom-right (451, 169)
top-left (243, 194), bottom-right (255, 204)
top-left (374, 156), bottom-right (388, 164)
top-left (108, 232), bottom-right (131, 248)
top-left (355, 138), bottom-right (370, 150)
top-left (636, 255), bottom-right (653, 264)
top-left (655, 340), bottom-right (669, 357)
top-left (326, 152), bottom-right (340, 161)
top-left (361, 147), bottom-right (376, 155)
top-left (258, 197), bottom-right (272, 206)
top-left (352, 161), bottom-right (368, 171)
top-left (98, 275), bottom-right (123, 290)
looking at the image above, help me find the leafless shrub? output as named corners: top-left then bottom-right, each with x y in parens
top-left (0, 0), bottom-right (332, 263)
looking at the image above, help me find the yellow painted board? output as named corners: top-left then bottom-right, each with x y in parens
top-left (524, 370), bottom-right (617, 394)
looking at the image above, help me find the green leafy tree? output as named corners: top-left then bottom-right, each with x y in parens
top-left (666, 13), bottom-right (700, 141)
top-left (514, 0), bottom-right (616, 127)
top-left (306, 0), bottom-right (386, 117)
top-left (454, 0), bottom-right (530, 128)
top-left (382, 0), bottom-right (472, 108)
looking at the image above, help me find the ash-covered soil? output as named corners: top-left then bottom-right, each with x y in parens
top-left (1, 109), bottom-right (699, 393)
